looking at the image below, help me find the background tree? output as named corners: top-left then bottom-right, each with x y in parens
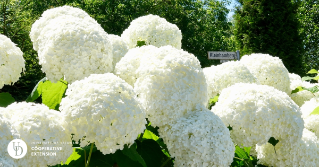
top-left (233, 0), bottom-right (305, 75)
top-left (298, 0), bottom-right (319, 73)
top-left (1, 0), bottom-right (234, 101)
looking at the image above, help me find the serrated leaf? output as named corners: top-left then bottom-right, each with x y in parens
top-left (302, 86), bottom-right (319, 93)
top-left (235, 146), bottom-right (249, 159)
top-left (291, 86), bottom-right (304, 94)
top-left (142, 129), bottom-right (159, 141)
top-left (41, 79), bottom-right (68, 110)
top-left (302, 76), bottom-right (314, 81)
top-left (244, 147), bottom-right (251, 156)
top-left (122, 144), bottom-right (147, 167)
top-left (26, 77), bottom-right (47, 102)
top-left (268, 137), bottom-right (279, 147)
top-left (0, 92), bottom-right (15, 107)
top-left (307, 69), bottom-right (319, 74)
top-left (314, 75), bottom-right (319, 81)
top-left (310, 106), bottom-right (319, 115)
top-left (64, 148), bottom-right (86, 167)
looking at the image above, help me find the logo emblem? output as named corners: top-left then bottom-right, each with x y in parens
top-left (7, 139), bottom-right (27, 159)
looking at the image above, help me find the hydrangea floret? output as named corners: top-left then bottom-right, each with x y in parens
top-left (30, 7), bottom-right (113, 83)
top-left (158, 105), bottom-right (235, 167)
top-left (211, 83), bottom-right (304, 147)
top-left (108, 34), bottom-right (129, 70)
top-left (240, 53), bottom-right (291, 94)
top-left (2, 102), bottom-right (73, 167)
top-left (0, 34), bottom-right (25, 89)
top-left (256, 129), bottom-right (319, 167)
top-left (203, 61), bottom-right (257, 99)
top-left (121, 14), bottom-right (182, 49)
top-left (300, 97), bottom-right (319, 137)
top-left (60, 73), bottom-right (146, 154)
top-left (134, 45), bottom-right (208, 127)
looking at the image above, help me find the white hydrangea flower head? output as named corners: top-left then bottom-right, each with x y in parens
top-left (35, 15), bottom-right (113, 83)
top-left (256, 129), bottom-right (319, 167)
top-left (211, 83), bottom-right (304, 147)
top-left (289, 77), bottom-right (316, 106)
top-left (134, 46), bottom-right (208, 127)
top-left (121, 14), bottom-right (182, 49)
top-left (30, 5), bottom-right (102, 51)
top-left (300, 97), bottom-right (319, 137)
top-left (203, 61), bottom-right (257, 99)
top-left (240, 53), bottom-right (290, 94)
top-left (0, 111), bottom-right (19, 165)
top-left (2, 102), bottom-right (73, 167)
top-left (60, 73), bottom-right (146, 154)
top-left (108, 34), bottom-right (129, 70)
top-left (0, 34), bottom-right (25, 89)
top-left (114, 45), bottom-right (158, 86)
top-left (289, 73), bottom-right (302, 90)
top-left (158, 105), bottom-right (235, 167)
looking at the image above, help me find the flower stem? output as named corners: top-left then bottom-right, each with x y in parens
top-left (85, 143), bottom-right (94, 167)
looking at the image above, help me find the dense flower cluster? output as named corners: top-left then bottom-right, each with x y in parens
top-left (108, 34), bottom-right (129, 70)
top-left (0, 34), bottom-right (25, 89)
top-left (203, 61), bottom-right (257, 99)
top-left (256, 129), bottom-right (319, 167)
top-left (134, 46), bottom-right (208, 127)
top-left (121, 14), bottom-right (182, 49)
top-left (301, 97), bottom-right (319, 137)
top-left (2, 102), bottom-right (72, 166)
top-left (289, 73), bottom-right (316, 106)
top-left (158, 106), bottom-right (235, 167)
top-left (212, 83), bottom-right (304, 147)
top-left (30, 6), bottom-right (113, 83)
top-left (60, 73), bottom-right (146, 154)
top-left (114, 45), bottom-right (158, 86)
top-left (0, 111), bottom-right (18, 166)
top-left (240, 53), bottom-right (291, 94)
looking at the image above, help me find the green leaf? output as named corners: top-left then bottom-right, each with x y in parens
top-left (142, 129), bottom-right (159, 141)
top-left (314, 75), bottom-right (319, 81)
top-left (310, 106), bottom-right (319, 115)
top-left (302, 86), bottom-right (319, 93)
top-left (0, 92), bottom-right (15, 107)
top-left (302, 76), bottom-right (314, 81)
top-left (63, 148), bottom-right (86, 167)
top-left (235, 146), bottom-right (249, 159)
top-left (209, 94), bottom-right (219, 109)
top-left (136, 139), bottom-right (166, 167)
top-left (41, 79), bottom-right (68, 110)
top-left (26, 77), bottom-right (47, 102)
top-left (268, 137), bottom-right (279, 147)
top-left (307, 69), bottom-right (319, 74)
top-left (136, 41), bottom-right (146, 47)
top-left (113, 148), bottom-right (144, 167)
top-left (121, 144), bottom-right (147, 167)
top-left (243, 147), bottom-right (251, 156)
top-left (291, 86), bottom-right (304, 94)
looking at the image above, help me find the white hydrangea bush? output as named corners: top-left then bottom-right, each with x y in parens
top-left (2, 102), bottom-right (73, 167)
top-left (289, 73), bottom-right (316, 106)
top-left (134, 46), bottom-right (208, 127)
top-left (158, 106), bottom-right (235, 167)
top-left (121, 14), bottom-right (182, 49)
top-left (301, 97), bottom-right (319, 137)
top-left (256, 129), bottom-right (319, 167)
top-left (108, 34), bottom-right (129, 70)
top-left (30, 5), bottom-right (103, 51)
top-left (0, 34), bottom-right (25, 89)
top-left (211, 83), bottom-right (304, 147)
top-left (203, 61), bottom-right (257, 99)
top-left (240, 53), bottom-right (291, 94)
top-left (60, 73), bottom-right (146, 154)
top-left (114, 45), bottom-right (158, 86)
top-left (30, 7), bottom-right (113, 83)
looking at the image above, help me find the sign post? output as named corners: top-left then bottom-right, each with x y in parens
top-left (207, 50), bottom-right (240, 63)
